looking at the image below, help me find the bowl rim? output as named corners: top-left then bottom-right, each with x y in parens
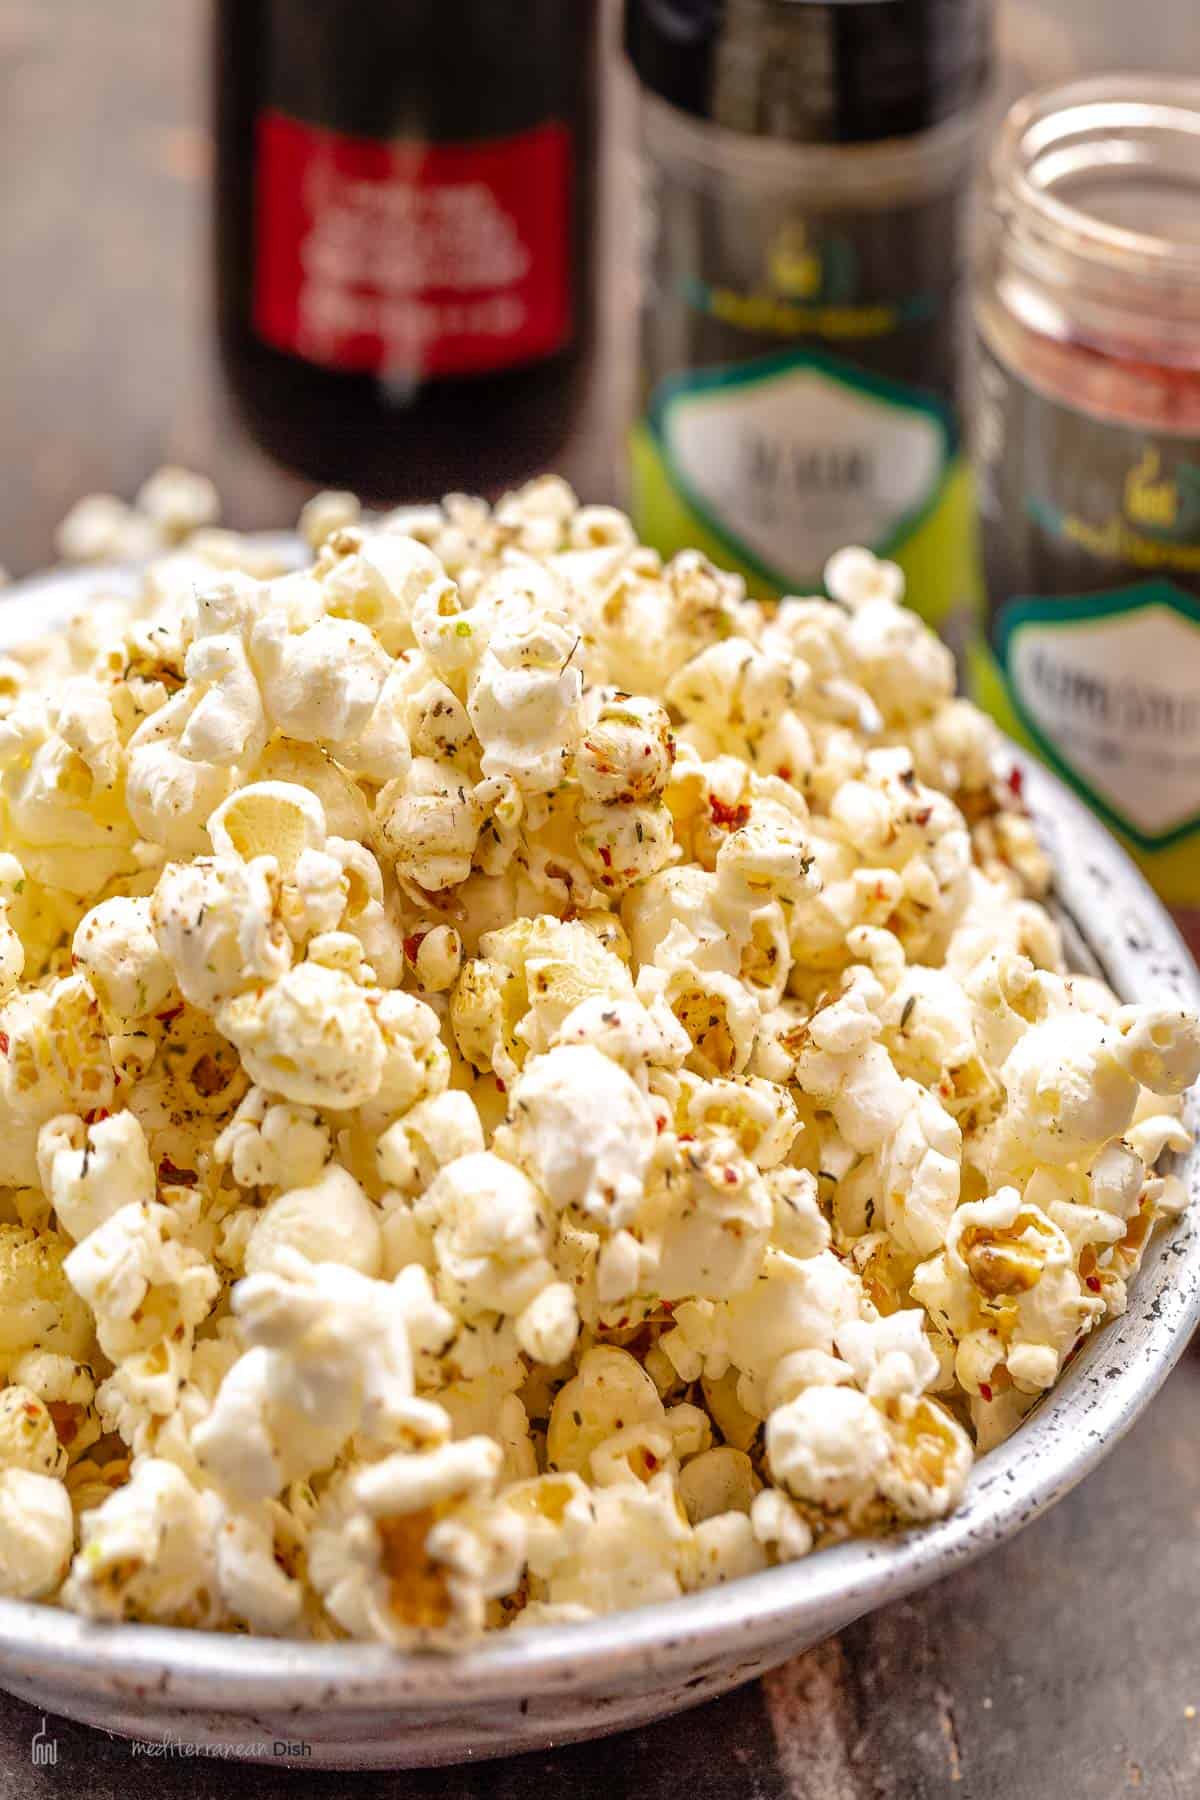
top-left (0, 558), bottom-right (1196, 1709)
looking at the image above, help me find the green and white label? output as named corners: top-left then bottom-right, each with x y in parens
top-left (643, 349), bottom-right (952, 594)
top-left (997, 582), bottom-right (1200, 851)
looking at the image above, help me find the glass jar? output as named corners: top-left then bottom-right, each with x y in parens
top-left (625, 0), bottom-right (991, 632)
top-left (972, 78), bottom-right (1200, 954)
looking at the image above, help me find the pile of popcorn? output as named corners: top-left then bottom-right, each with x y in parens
top-left (0, 469), bottom-right (1192, 1643)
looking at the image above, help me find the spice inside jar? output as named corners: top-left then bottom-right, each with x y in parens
top-left (971, 77), bottom-right (1200, 957)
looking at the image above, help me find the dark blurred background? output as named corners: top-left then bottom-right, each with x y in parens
top-left (0, 0), bottom-right (1193, 577)
top-left (0, 0), bottom-right (621, 576)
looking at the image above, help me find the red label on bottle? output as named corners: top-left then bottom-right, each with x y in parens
top-left (252, 110), bottom-right (572, 378)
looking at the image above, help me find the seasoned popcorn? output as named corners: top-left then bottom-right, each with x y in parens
top-left (0, 471), bottom-right (1192, 1644)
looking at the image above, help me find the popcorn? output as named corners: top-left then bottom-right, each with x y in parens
top-left (213, 1499), bottom-right (304, 1635)
top-left (534, 1474), bottom-right (691, 1616)
top-left (244, 1162), bottom-right (383, 1278)
top-left (252, 612), bottom-right (392, 747)
top-left (254, 738), bottom-right (371, 839)
top-left (412, 923), bottom-right (462, 993)
top-left (136, 466), bottom-right (221, 541)
top-left (851, 1082), bottom-right (963, 1258)
top-left (416, 1151), bottom-right (554, 1318)
top-left (72, 897), bottom-right (178, 1027)
top-left (1112, 1005), bottom-right (1200, 1097)
top-left (0, 1469), bottom-right (74, 1598)
top-left (215, 1087), bottom-right (332, 1190)
top-left (307, 1437), bottom-right (513, 1644)
top-left (645, 1132), bottom-right (773, 1303)
top-left (767, 1385), bottom-right (893, 1511)
top-left (193, 1253), bottom-right (452, 1503)
top-left (515, 1281), bottom-right (579, 1366)
top-left (405, 675), bottom-right (475, 762)
top-left (125, 692), bottom-right (236, 856)
top-left (592, 547), bottom-right (742, 697)
top-left (299, 489), bottom-right (361, 552)
top-left (377, 1091), bottom-right (485, 1197)
top-left (207, 779), bottom-right (327, 872)
top-left (684, 1247), bottom-right (863, 1418)
top-left (984, 1013), bottom-right (1141, 1180)
top-left (181, 576), bottom-right (271, 768)
top-left (666, 636), bottom-right (799, 760)
top-left (678, 1446), bottom-right (760, 1525)
top-left (62, 1457), bottom-right (220, 1624)
top-left (497, 1044), bottom-right (659, 1231)
top-left (151, 853), bottom-right (292, 1013)
top-left (376, 756), bottom-right (485, 893)
top-left (11, 1350), bottom-right (99, 1463)
top-left (834, 1311), bottom-right (939, 1401)
top-left (0, 684), bottom-right (139, 893)
top-left (362, 989), bottom-right (449, 1129)
top-left (750, 1486), bottom-right (814, 1562)
top-left (0, 1385), bottom-right (68, 1478)
top-left (576, 795), bottom-right (676, 896)
top-left (466, 577), bottom-right (584, 794)
top-left (768, 1167), bottom-right (832, 1259)
top-left (789, 978), bottom-right (909, 1153)
top-left (451, 917), bottom-right (635, 1087)
top-left (0, 858), bottom-right (27, 1007)
top-left (546, 1347), bottom-right (668, 1480)
top-left (37, 1109), bottom-right (157, 1242)
top-left (124, 1012), bottom-right (246, 1176)
top-left (575, 691), bottom-right (674, 804)
top-left (912, 1188), bottom-right (1102, 1394)
top-left (0, 477), bottom-right (1184, 1642)
top-left (217, 963), bottom-right (386, 1109)
top-left (681, 1509), bottom-right (769, 1590)
top-left (875, 1395), bottom-right (973, 1523)
top-left (56, 492), bottom-right (158, 565)
top-left (824, 545), bottom-right (905, 612)
top-left (0, 1224), bottom-right (94, 1372)
top-left (63, 1200), bottom-right (219, 1361)
top-left (322, 528), bottom-right (451, 652)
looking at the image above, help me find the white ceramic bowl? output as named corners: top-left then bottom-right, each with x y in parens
top-left (0, 562), bottom-right (1195, 1770)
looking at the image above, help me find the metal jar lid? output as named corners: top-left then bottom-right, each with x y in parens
top-left (624, 0), bottom-right (992, 144)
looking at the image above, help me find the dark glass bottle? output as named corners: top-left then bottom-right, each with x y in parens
top-left (214, 1), bottom-right (600, 499)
